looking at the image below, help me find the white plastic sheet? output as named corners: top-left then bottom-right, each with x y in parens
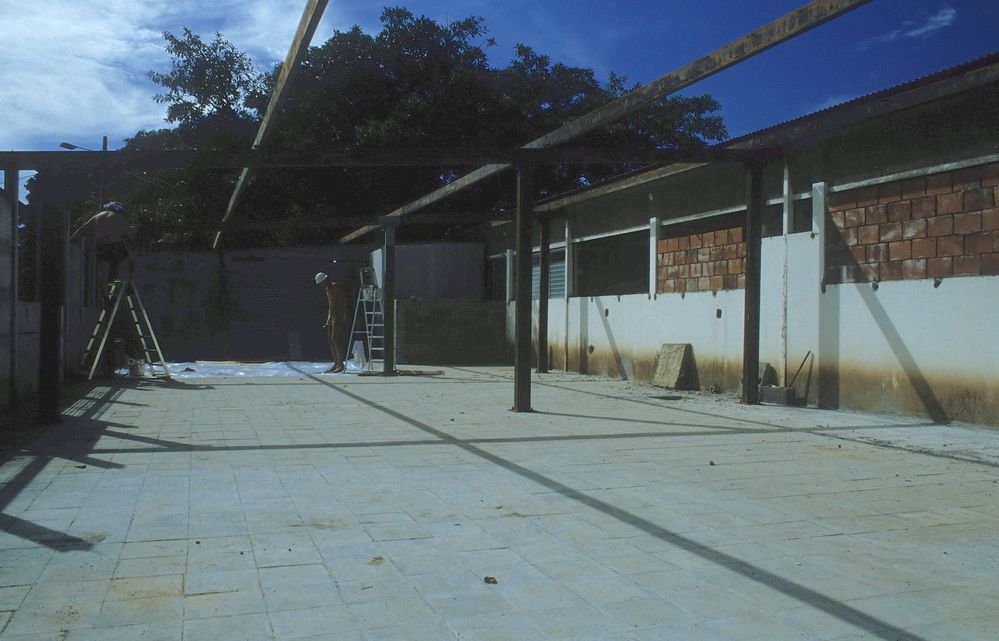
top-left (164, 359), bottom-right (366, 378)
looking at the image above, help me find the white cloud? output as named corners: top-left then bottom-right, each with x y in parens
top-left (0, 0), bottom-right (342, 151)
top-left (857, 6), bottom-right (956, 51)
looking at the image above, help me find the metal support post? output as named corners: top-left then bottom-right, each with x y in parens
top-left (537, 217), bottom-right (550, 373)
top-left (742, 161), bottom-right (764, 405)
top-left (380, 219), bottom-right (397, 375)
top-left (513, 165), bottom-right (534, 411)
top-left (3, 166), bottom-right (19, 409)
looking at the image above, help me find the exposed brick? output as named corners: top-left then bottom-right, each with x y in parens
top-left (963, 188), bottom-right (994, 212)
top-left (698, 248), bottom-right (711, 263)
top-left (878, 181), bottom-right (902, 204)
top-left (830, 211), bottom-right (845, 230)
top-left (937, 235), bottom-right (964, 257)
top-left (927, 257), bottom-right (953, 279)
top-left (678, 264), bottom-right (690, 279)
top-left (685, 277), bottom-right (699, 292)
top-left (857, 186), bottom-right (880, 207)
top-left (983, 253), bottom-right (999, 276)
top-left (850, 246), bottom-right (867, 263)
top-left (729, 227), bottom-right (743, 243)
top-left (864, 204), bottom-right (887, 225)
top-left (953, 255), bottom-right (980, 276)
top-left (867, 242), bottom-right (888, 263)
top-left (828, 190), bottom-right (857, 211)
top-left (880, 261), bottom-right (903, 281)
top-left (709, 275), bottom-right (724, 291)
top-left (709, 246), bottom-right (724, 261)
top-left (858, 224), bottom-right (880, 245)
top-left (888, 240), bottom-right (911, 261)
top-left (723, 274), bottom-right (739, 290)
top-left (844, 208), bottom-right (864, 228)
top-left (737, 273), bottom-right (746, 289)
top-left (984, 163), bottom-right (999, 187)
top-left (677, 236), bottom-right (690, 251)
top-left (925, 172), bottom-right (952, 195)
top-left (879, 223), bottom-right (902, 243)
top-left (717, 230), bottom-right (731, 245)
top-left (723, 244), bottom-right (738, 260)
top-left (983, 208), bottom-right (999, 231)
top-left (690, 263), bottom-right (702, 278)
top-left (953, 166), bottom-right (984, 190)
top-left (911, 238), bottom-right (936, 259)
top-left (843, 228), bottom-right (858, 246)
top-left (660, 279), bottom-right (675, 294)
top-left (697, 276), bottom-right (711, 290)
top-left (954, 212), bottom-right (982, 234)
top-left (887, 201), bottom-right (911, 222)
top-left (666, 265), bottom-right (680, 279)
top-left (903, 218), bottom-right (926, 239)
top-left (901, 177), bottom-right (926, 199)
top-left (994, 230), bottom-right (999, 252)
top-left (902, 258), bottom-right (926, 280)
top-left (738, 244), bottom-right (746, 258)
top-left (966, 233), bottom-right (993, 255)
top-left (658, 239), bottom-right (671, 253)
top-left (927, 215), bottom-right (954, 237)
top-left (910, 196), bottom-right (935, 218)
top-left (704, 261), bottom-right (716, 276)
top-left (727, 259), bottom-right (743, 274)
top-left (937, 192), bottom-right (963, 215)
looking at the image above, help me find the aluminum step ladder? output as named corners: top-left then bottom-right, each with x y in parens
top-left (347, 267), bottom-right (384, 372)
top-left (80, 279), bottom-right (171, 380)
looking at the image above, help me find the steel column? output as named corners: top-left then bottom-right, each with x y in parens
top-left (742, 161), bottom-right (764, 405)
top-left (381, 221), bottom-right (397, 375)
top-left (3, 166), bottom-right (18, 408)
top-left (537, 218), bottom-right (550, 373)
top-left (513, 165), bottom-right (534, 411)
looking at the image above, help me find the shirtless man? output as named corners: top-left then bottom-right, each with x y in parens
top-left (316, 271), bottom-right (347, 373)
top-left (70, 201), bottom-right (136, 282)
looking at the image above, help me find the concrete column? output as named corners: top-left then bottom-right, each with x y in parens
top-left (537, 218), bottom-right (550, 373)
top-left (38, 202), bottom-right (68, 422)
top-left (648, 216), bottom-right (659, 297)
top-left (563, 218), bottom-right (573, 372)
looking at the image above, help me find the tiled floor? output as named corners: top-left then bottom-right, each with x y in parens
top-left (1, 366), bottom-right (998, 640)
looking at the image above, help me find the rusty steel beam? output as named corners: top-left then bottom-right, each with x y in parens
top-left (213, 0), bottom-right (330, 250)
top-left (339, 0), bottom-right (873, 243)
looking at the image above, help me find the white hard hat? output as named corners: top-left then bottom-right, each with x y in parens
top-left (315, 272), bottom-right (328, 285)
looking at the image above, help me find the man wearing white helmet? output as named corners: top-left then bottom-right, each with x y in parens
top-left (71, 201), bottom-right (136, 282)
top-left (316, 270), bottom-right (346, 373)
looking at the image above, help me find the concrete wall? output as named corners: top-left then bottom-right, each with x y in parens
top-left (371, 243), bottom-right (484, 300)
top-left (396, 299), bottom-right (509, 365)
top-left (136, 247), bottom-right (369, 361)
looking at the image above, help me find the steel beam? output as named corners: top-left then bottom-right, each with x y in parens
top-left (513, 165), bottom-right (534, 411)
top-left (742, 161), bottom-right (764, 405)
top-left (381, 220), bottom-right (397, 375)
top-left (340, 0), bottom-right (873, 243)
top-left (213, 0), bottom-right (330, 249)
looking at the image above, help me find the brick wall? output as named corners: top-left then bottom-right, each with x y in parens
top-left (826, 162), bottom-right (999, 283)
top-left (656, 227), bottom-right (745, 294)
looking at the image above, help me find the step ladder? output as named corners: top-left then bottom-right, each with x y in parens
top-left (347, 267), bottom-right (384, 372)
top-left (80, 280), bottom-right (171, 381)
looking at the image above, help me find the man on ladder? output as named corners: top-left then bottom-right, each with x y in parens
top-left (71, 201), bottom-right (136, 286)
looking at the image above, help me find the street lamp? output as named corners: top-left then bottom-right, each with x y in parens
top-left (59, 137), bottom-right (109, 205)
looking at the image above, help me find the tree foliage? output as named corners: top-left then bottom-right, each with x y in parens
top-left (35, 8), bottom-right (728, 248)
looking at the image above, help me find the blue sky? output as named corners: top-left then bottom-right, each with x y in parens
top-left (1, 0), bottom-right (997, 158)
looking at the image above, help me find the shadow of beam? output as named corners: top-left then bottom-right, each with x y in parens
top-left (0, 514), bottom-right (93, 551)
top-left (288, 364), bottom-right (929, 641)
